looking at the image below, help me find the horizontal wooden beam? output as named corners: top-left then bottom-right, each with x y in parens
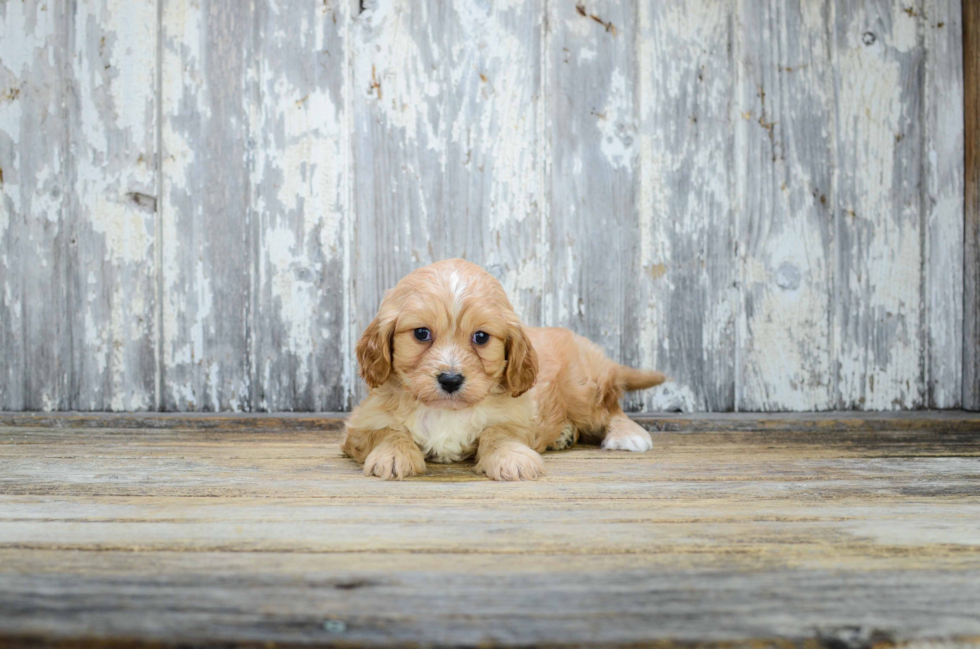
top-left (1, 632), bottom-right (974, 649)
top-left (2, 411), bottom-right (978, 433)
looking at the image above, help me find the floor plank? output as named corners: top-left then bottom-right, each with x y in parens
top-left (0, 415), bottom-right (978, 647)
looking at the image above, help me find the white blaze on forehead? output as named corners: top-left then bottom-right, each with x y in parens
top-left (447, 270), bottom-right (468, 315)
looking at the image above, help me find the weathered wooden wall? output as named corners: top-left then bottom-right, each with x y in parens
top-left (966, 0), bottom-right (980, 411)
top-left (0, 0), bottom-right (969, 412)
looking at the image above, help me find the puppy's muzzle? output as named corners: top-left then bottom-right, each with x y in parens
top-left (437, 372), bottom-right (465, 394)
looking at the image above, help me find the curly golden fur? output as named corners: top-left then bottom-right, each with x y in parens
top-left (342, 259), bottom-right (666, 481)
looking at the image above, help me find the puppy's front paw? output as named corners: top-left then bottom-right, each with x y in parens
top-left (476, 443), bottom-right (545, 481)
top-left (601, 417), bottom-right (654, 452)
top-left (363, 441), bottom-right (426, 480)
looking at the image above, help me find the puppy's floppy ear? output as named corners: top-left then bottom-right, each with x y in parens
top-left (356, 315), bottom-right (395, 388)
top-left (504, 324), bottom-right (538, 397)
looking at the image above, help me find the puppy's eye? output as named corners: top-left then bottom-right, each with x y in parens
top-left (413, 328), bottom-right (432, 342)
top-left (472, 331), bottom-right (490, 346)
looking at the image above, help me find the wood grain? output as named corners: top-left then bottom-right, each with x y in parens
top-left (547, 0), bottom-right (640, 405)
top-left (250, 0), bottom-right (350, 412)
top-left (636, 0), bottom-right (737, 413)
top-left (0, 1), bottom-right (970, 413)
top-left (966, 0), bottom-right (980, 411)
top-left (0, 417), bottom-right (978, 646)
top-left (0, 0), bottom-right (72, 410)
top-left (449, 0), bottom-right (546, 331)
top-left (834, 1), bottom-right (926, 409)
top-left (923, 0), bottom-right (964, 409)
top-left (160, 0), bottom-right (254, 411)
top-left (737, 0), bottom-right (835, 411)
top-left (69, 0), bottom-right (160, 411)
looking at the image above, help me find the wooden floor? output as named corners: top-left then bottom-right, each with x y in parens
top-left (2, 412), bottom-right (980, 648)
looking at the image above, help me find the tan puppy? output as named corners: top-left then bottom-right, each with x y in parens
top-left (342, 259), bottom-right (666, 481)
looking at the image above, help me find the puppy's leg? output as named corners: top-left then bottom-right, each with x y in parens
top-left (601, 413), bottom-right (654, 453)
top-left (546, 423), bottom-right (577, 451)
top-left (475, 425), bottom-right (545, 481)
top-left (342, 427), bottom-right (426, 479)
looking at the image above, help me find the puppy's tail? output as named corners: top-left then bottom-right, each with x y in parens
top-left (614, 365), bottom-right (667, 392)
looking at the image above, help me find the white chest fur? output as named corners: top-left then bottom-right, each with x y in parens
top-left (406, 406), bottom-right (485, 463)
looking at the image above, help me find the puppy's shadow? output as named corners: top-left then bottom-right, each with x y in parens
top-left (410, 443), bottom-right (587, 482)
top-left (413, 462), bottom-right (485, 482)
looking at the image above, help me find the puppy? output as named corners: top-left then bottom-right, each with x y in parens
top-left (341, 259), bottom-right (666, 481)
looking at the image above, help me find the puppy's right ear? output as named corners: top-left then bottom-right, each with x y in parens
top-left (356, 315), bottom-right (395, 388)
top-left (504, 323), bottom-right (538, 397)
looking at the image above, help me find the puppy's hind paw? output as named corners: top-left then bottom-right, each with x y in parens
top-left (601, 417), bottom-right (654, 453)
top-left (546, 424), bottom-right (576, 451)
top-left (363, 440), bottom-right (426, 480)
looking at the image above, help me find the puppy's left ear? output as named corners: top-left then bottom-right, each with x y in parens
top-left (505, 324), bottom-right (538, 397)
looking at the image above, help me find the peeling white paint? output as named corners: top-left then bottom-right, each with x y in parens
top-left (81, 192), bottom-right (153, 264)
top-left (264, 225), bottom-right (316, 393)
top-left (0, 0), bottom-right (966, 413)
top-left (354, 0), bottom-right (443, 153)
top-left (271, 84), bottom-right (344, 259)
top-left (0, 176), bottom-right (9, 245)
top-left (0, 0), bottom-right (56, 77)
top-left (647, 381), bottom-right (697, 413)
top-left (837, 14), bottom-right (923, 409)
top-left (32, 164), bottom-right (63, 225)
top-left (597, 70), bottom-right (635, 171)
top-left (636, 0), bottom-right (736, 411)
top-left (105, 0), bottom-right (157, 139)
top-left (887, 4), bottom-right (920, 53)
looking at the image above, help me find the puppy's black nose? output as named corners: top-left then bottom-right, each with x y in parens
top-left (437, 372), bottom-right (465, 394)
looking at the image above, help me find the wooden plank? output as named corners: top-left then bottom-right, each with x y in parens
top-left (2, 496), bottom-right (979, 554)
top-left (1, 410), bottom-right (979, 432)
top-left (349, 0), bottom-right (445, 407)
top-left (3, 427), bottom-right (979, 460)
top-left (736, 0), bottom-right (835, 411)
top-left (445, 0), bottom-right (546, 329)
top-left (0, 1), bottom-right (72, 410)
top-left (250, 0), bottom-right (350, 411)
top-left (637, 2), bottom-right (738, 412)
top-left (922, 0), bottom-right (964, 408)
top-left (1, 562), bottom-right (977, 648)
top-left (635, 0), bottom-right (737, 413)
top-left (0, 547), bottom-right (975, 576)
top-left (0, 423), bottom-right (978, 646)
top-left (2, 464), bottom-right (977, 499)
top-left (966, 0), bottom-right (980, 410)
top-left (2, 426), bottom-right (979, 503)
top-left (834, 1), bottom-right (926, 409)
top-left (0, 411), bottom-right (346, 431)
top-left (160, 0), bottom-right (254, 411)
top-left (349, 0), bottom-right (544, 404)
top-left (546, 0), bottom-right (641, 404)
top-left (68, 0), bottom-right (159, 411)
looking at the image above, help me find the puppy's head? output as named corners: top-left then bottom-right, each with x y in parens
top-left (356, 259), bottom-right (537, 408)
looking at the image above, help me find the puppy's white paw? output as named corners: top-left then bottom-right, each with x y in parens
top-left (476, 443), bottom-right (545, 481)
top-left (546, 424), bottom-right (576, 451)
top-left (601, 417), bottom-right (653, 452)
top-left (601, 432), bottom-right (653, 452)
